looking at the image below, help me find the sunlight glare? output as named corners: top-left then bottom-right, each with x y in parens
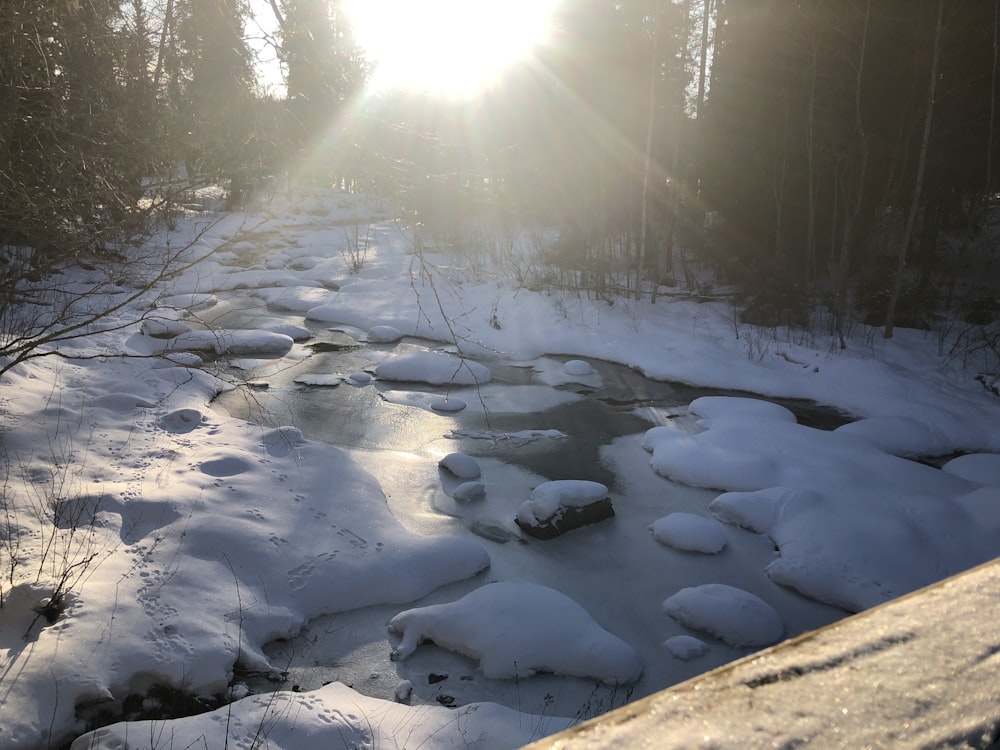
top-left (347, 0), bottom-right (557, 98)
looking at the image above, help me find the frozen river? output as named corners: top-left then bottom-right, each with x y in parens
top-left (203, 292), bottom-right (851, 724)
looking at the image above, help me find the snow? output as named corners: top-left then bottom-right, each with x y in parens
top-left (533, 357), bottom-right (602, 388)
top-left (4, 187), bottom-right (1000, 749)
top-left (663, 584), bottom-right (785, 647)
top-left (72, 681), bottom-right (575, 750)
top-left (663, 635), bottom-right (710, 661)
top-left (943, 452), bottom-right (1000, 486)
top-left (453, 481), bottom-right (487, 501)
top-left (515, 479), bottom-right (609, 526)
top-left (375, 349), bottom-right (492, 385)
top-left (650, 513), bottom-right (728, 554)
top-left (389, 582), bottom-right (644, 683)
top-left (439, 452), bottom-right (482, 479)
top-left (367, 324), bottom-right (404, 342)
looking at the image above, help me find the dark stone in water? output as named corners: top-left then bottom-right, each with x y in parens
top-left (515, 497), bottom-right (615, 540)
top-left (469, 521), bottom-right (524, 544)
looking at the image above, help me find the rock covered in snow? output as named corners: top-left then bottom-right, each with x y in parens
top-left (663, 634), bottom-right (710, 660)
top-left (375, 350), bottom-right (491, 386)
top-left (438, 453), bottom-right (481, 479)
top-left (367, 325), bottom-right (403, 343)
top-left (388, 582), bottom-right (643, 683)
top-left (663, 583), bottom-right (784, 647)
top-left (452, 481), bottom-right (486, 502)
top-left (650, 513), bottom-right (728, 554)
top-left (515, 480), bottom-right (614, 539)
top-left (431, 397), bottom-right (466, 413)
top-left (563, 359), bottom-right (593, 376)
top-left (266, 324), bottom-right (312, 342)
top-left (393, 680), bottom-right (413, 703)
top-left (140, 317), bottom-right (191, 338)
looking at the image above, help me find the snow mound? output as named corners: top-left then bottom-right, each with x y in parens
top-left (266, 324), bottom-right (313, 341)
top-left (389, 582), bottom-right (643, 683)
top-left (532, 357), bottom-right (602, 387)
top-left (70, 681), bottom-right (575, 750)
top-left (156, 292), bottom-right (218, 310)
top-left (367, 324), bottom-right (403, 342)
top-left (663, 584), bottom-right (784, 647)
top-left (650, 513), bottom-right (727, 553)
top-left (642, 423), bottom-right (781, 491)
top-left (375, 350), bottom-right (491, 386)
top-left (259, 285), bottom-right (334, 312)
top-left (663, 635), bottom-right (710, 660)
top-left (834, 416), bottom-right (952, 457)
top-left (432, 396), bottom-right (467, 412)
top-left (564, 359), bottom-right (594, 376)
top-left (140, 317), bottom-right (191, 338)
top-left (709, 485), bottom-right (998, 611)
top-left (439, 452), bottom-right (481, 479)
top-left (943, 453), bottom-right (1000, 487)
top-left (690, 396), bottom-right (797, 427)
top-left (136, 329), bottom-right (295, 357)
top-left (453, 481), bottom-right (486, 501)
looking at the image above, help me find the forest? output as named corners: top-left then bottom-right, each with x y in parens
top-left (2, 0), bottom-right (999, 358)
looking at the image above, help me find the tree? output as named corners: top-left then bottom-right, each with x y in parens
top-left (883, 0), bottom-right (944, 339)
top-left (174, 0), bottom-right (260, 208)
top-left (0, 0), bottom-right (158, 250)
top-left (268, 0), bottom-right (366, 184)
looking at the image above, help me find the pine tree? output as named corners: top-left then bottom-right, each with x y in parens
top-left (174, 0), bottom-right (259, 208)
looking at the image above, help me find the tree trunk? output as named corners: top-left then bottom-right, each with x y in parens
top-left (638, 8), bottom-right (663, 301)
top-left (830, 0), bottom-right (872, 348)
top-left (884, 0), bottom-right (944, 340)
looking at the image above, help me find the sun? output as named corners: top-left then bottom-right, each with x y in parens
top-left (346, 0), bottom-right (558, 98)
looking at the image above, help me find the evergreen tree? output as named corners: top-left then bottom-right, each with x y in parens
top-left (174, 0), bottom-right (260, 208)
top-left (0, 0), bottom-right (157, 250)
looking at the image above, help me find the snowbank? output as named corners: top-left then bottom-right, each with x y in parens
top-left (389, 582), bottom-right (643, 683)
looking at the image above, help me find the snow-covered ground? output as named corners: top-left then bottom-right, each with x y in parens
top-left (1, 188), bottom-right (998, 750)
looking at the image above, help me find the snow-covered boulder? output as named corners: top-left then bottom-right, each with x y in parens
top-left (452, 481), bottom-right (486, 502)
top-left (663, 634), bottom-right (710, 660)
top-left (650, 513), bottom-right (727, 554)
top-left (266, 324), bottom-right (313, 342)
top-left (514, 480), bottom-right (614, 539)
top-left (367, 324), bottom-right (403, 343)
top-left (140, 317), bottom-right (191, 338)
top-left (388, 582), bottom-right (643, 683)
top-left (439, 453), bottom-right (481, 479)
top-left (375, 351), bottom-right (491, 386)
top-left (563, 359), bottom-right (593, 376)
top-left (663, 584), bottom-right (784, 647)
